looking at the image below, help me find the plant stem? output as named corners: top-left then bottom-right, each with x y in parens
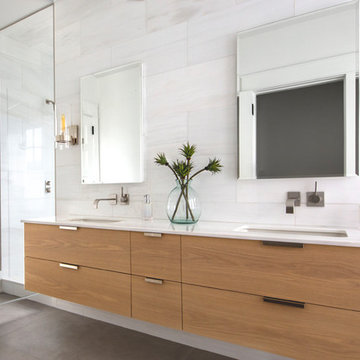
top-left (171, 180), bottom-right (185, 221)
top-left (189, 168), bottom-right (206, 181)
top-left (167, 164), bottom-right (180, 181)
top-left (185, 184), bottom-right (189, 220)
top-left (186, 160), bottom-right (189, 220)
top-left (171, 182), bottom-right (195, 222)
top-left (184, 187), bottom-right (194, 221)
top-left (183, 181), bottom-right (195, 221)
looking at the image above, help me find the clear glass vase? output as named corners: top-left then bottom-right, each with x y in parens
top-left (167, 180), bottom-right (201, 224)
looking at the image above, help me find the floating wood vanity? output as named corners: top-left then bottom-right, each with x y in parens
top-left (24, 222), bottom-right (360, 360)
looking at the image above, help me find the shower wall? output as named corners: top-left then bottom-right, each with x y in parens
top-left (0, 7), bottom-right (55, 284)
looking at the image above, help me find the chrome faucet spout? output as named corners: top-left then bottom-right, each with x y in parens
top-left (93, 194), bottom-right (118, 209)
top-left (285, 199), bottom-right (296, 214)
top-left (286, 192), bottom-right (300, 214)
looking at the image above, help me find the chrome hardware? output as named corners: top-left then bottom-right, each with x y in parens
top-left (145, 277), bottom-right (163, 285)
top-left (45, 180), bottom-right (51, 193)
top-left (286, 192), bottom-right (300, 214)
top-left (59, 226), bottom-right (78, 231)
top-left (55, 125), bottom-right (79, 146)
top-left (144, 232), bottom-right (162, 238)
top-left (263, 296), bottom-right (305, 309)
top-left (59, 263), bottom-right (79, 270)
top-left (120, 186), bottom-right (129, 205)
top-left (93, 194), bottom-right (118, 209)
top-left (45, 99), bottom-right (55, 110)
top-left (45, 99), bottom-right (55, 106)
top-left (306, 181), bottom-right (325, 207)
top-left (262, 241), bottom-right (303, 248)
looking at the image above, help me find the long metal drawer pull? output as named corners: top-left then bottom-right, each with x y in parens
top-left (144, 232), bottom-right (162, 238)
top-left (59, 263), bottom-right (79, 270)
top-left (262, 241), bottom-right (303, 248)
top-left (263, 296), bottom-right (305, 309)
top-left (145, 277), bottom-right (163, 285)
top-left (59, 226), bottom-right (78, 231)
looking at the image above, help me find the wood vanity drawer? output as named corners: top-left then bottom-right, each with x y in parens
top-left (183, 284), bottom-right (360, 360)
top-left (131, 275), bottom-right (182, 329)
top-left (182, 236), bottom-right (360, 311)
top-left (25, 224), bottom-right (130, 273)
top-left (131, 232), bottom-right (181, 281)
top-left (25, 257), bottom-right (131, 316)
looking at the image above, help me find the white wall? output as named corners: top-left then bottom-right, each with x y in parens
top-left (55, 0), bottom-right (359, 229)
top-left (0, 0), bottom-right (52, 29)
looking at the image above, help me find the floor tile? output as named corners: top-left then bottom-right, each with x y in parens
top-left (0, 293), bottom-right (18, 304)
top-left (0, 298), bottom-right (235, 360)
top-left (186, 348), bottom-right (235, 360)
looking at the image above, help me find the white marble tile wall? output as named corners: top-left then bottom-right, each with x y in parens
top-left (55, 0), bottom-right (359, 229)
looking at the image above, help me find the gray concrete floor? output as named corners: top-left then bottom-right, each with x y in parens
top-left (0, 294), bottom-right (235, 360)
top-left (0, 293), bottom-right (18, 304)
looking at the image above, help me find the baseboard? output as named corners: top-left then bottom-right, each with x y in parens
top-left (1, 279), bottom-right (33, 297)
top-left (2, 280), bottom-right (289, 360)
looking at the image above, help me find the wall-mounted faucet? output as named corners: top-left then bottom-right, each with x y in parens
top-left (286, 192), bottom-right (301, 214)
top-left (93, 187), bottom-right (129, 209)
top-left (93, 194), bottom-right (117, 209)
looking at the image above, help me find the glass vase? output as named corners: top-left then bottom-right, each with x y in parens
top-left (167, 180), bottom-right (201, 224)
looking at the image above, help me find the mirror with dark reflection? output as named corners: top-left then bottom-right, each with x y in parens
top-left (237, 1), bottom-right (359, 179)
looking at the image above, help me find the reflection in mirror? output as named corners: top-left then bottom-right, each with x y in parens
top-left (81, 63), bottom-right (144, 184)
top-left (237, 1), bottom-right (359, 179)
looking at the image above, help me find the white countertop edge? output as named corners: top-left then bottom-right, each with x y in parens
top-left (21, 217), bottom-right (360, 248)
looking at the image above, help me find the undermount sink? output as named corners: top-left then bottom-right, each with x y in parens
top-left (235, 225), bottom-right (348, 238)
top-left (69, 218), bottom-right (122, 223)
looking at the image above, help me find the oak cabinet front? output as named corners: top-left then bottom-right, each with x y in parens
top-left (25, 257), bottom-right (131, 316)
top-left (131, 232), bottom-right (181, 281)
top-left (131, 275), bottom-right (182, 329)
top-left (24, 223), bottom-right (360, 360)
top-left (25, 223), bottom-right (130, 273)
top-left (182, 235), bottom-right (360, 311)
top-left (183, 284), bottom-right (360, 360)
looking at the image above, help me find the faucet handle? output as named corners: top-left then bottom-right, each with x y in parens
top-left (306, 182), bottom-right (324, 207)
top-left (120, 187), bottom-right (129, 205)
top-left (309, 181), bottom-right (321, 204)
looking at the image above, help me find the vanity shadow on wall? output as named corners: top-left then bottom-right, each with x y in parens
top-left (237, 2), bottom-right (359, 180)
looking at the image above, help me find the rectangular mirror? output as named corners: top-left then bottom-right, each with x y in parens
top-left (237, 1), bottom-right (359, 179)
top-left (80, 63), bottom-right (144, 184)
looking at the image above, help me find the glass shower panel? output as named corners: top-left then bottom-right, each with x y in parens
top-left (0, 6), bottom-right (54, 292)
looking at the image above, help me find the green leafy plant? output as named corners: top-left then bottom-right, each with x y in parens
top-left (154, 143), bottom-right (222, 221)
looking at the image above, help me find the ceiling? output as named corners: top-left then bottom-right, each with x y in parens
top-left (0, 0), bottom-right (53, 30)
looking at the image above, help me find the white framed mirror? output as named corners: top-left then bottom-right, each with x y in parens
top-left (80, 63), bottom-right (144, 184)
top-left (237, 1), bottom-right (359, 180)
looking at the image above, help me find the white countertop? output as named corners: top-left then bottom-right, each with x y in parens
top-left (21, 217), bottom-right (360, 247)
